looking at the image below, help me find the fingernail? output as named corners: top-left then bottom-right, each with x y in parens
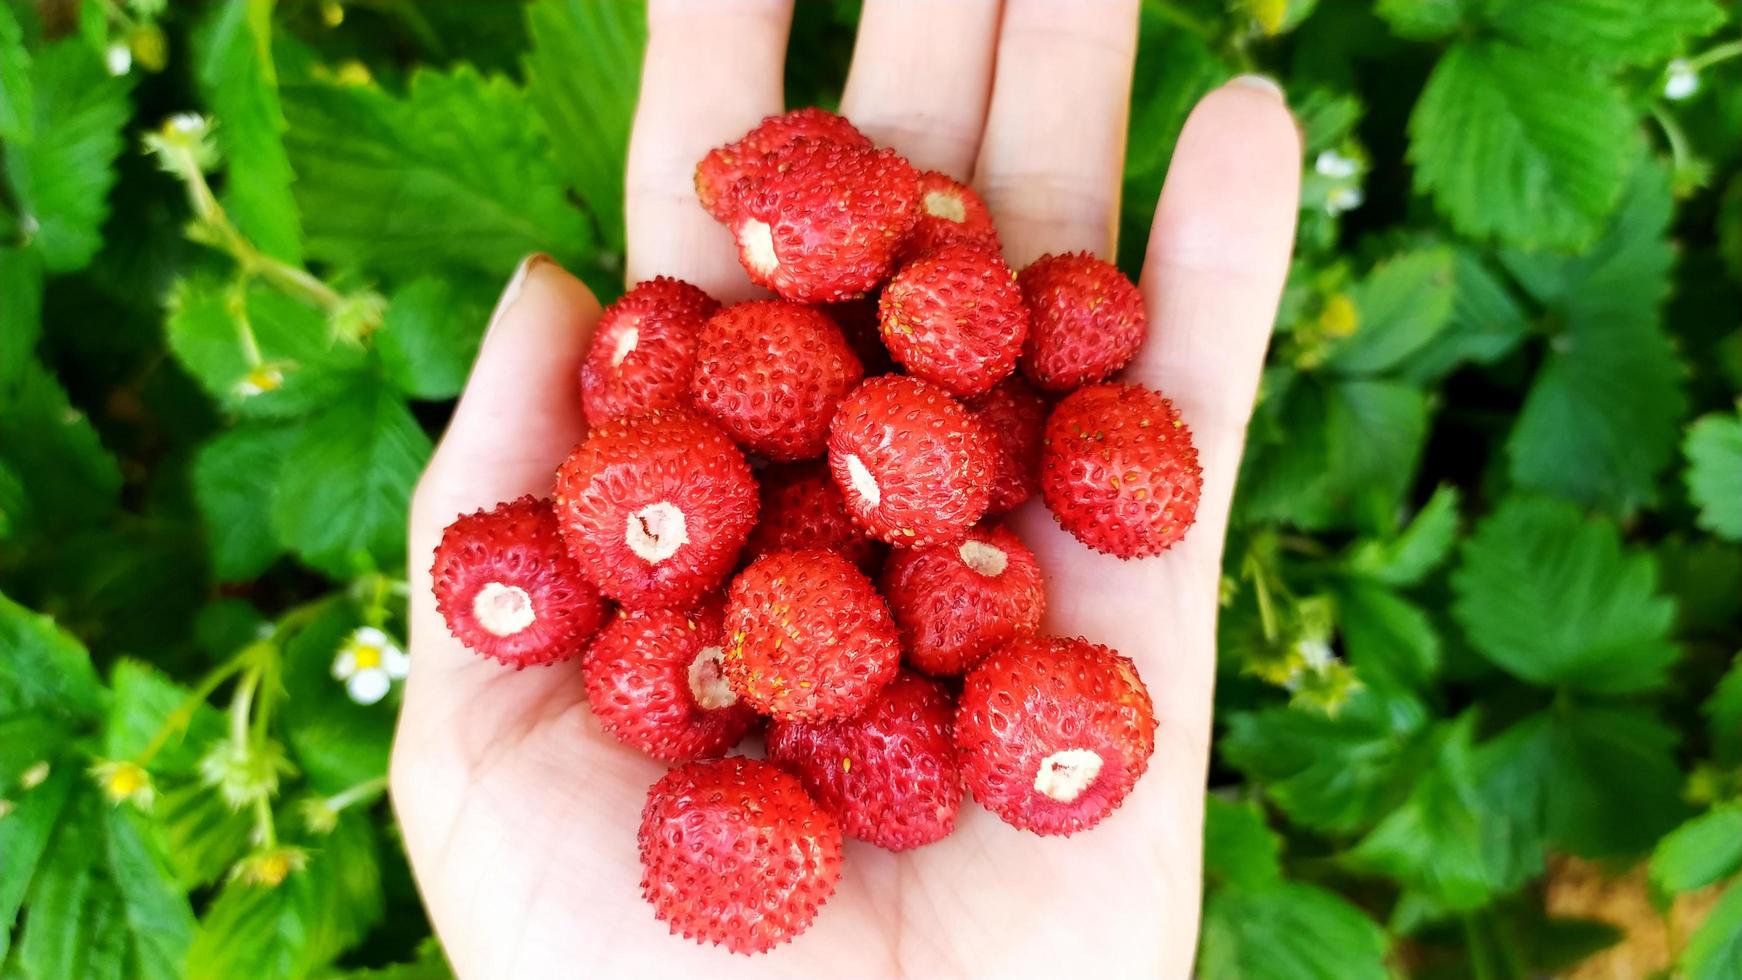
top-left (484, 253), bottom-right (552, 341)
top-left (1229, 74), bottom-right (1286, 100)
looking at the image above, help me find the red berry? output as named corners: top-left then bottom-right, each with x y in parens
top-left (430, 496), bottom-right (607, 667)
top-left (881, 523), bottom-right (1045, 677)
top-left (690, 301), bottom-right (864, 461)
top-left (1018, 252), bottom-right (1147, 392)
top-left (900, 171), bottom-right (998, 260)
top-left (1041, 383), bottom-right (1201, 558)
top-left (582, 598), bottom-right (758, 762)
top-left (965, 375), bottom-right (1049, 513)
top-left (744, 461), bottom-right (882, 572)
top-left (638, 757), bottom-right (843, 955)
top-left (731, 138), bottom-right (920, 303)
top-left (879, 242), bottom-right (1027, 398)
top-left (553, 410), bottom-right (758, 609)
top-left (579, 278), bottom-right (719, 426)
top-left (767, 671), bottom-right (962, 851)
top-left (695, 108), bottom-right (871, 223)
top-left (827, 376), bottom-right (993, 547)
top-left (722, 550), bottom-right (901, 723)
top-left (822, 298), bottom-right (895, 376)
top-left (956, 635), bottom-right (1157, 836)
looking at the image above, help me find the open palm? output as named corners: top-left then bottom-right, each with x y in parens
top-left (391, 2), bottom-right (1298, 976)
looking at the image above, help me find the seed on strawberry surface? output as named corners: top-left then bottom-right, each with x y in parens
top-left (690, 300), bottom-right (864, 461)
top-left (1018, 252), bottom-right (1147, 392)
top-left (956, 635), bottom-right (1157, 836)
top-left (694, 108), bottom-right (871, 223)
top-left (1041, 382), bottom-right (1202, 558)
top-left (583, 598), bottom-right (758, 763)
top-left (900, 171), bottom-right (998, 261)
top-left (965, 374), bottom-right (1049, 513)
top-left (722, 549), bottom-right (901, 723)
top-left (431, 496), bottom-right (607, 667)
top-left (638, 756), bottom-right (843, 955)
top-left (767, 671), bottom-right (962, 851)
top-left (827, 376), bottom-right (993, 548)
top-left (579, 277), bottom-right (719, 426)
top-left (882, 522), bottom-right (1045, 677)
top-left (743, 460), bottom-right (882, 572)
top-left (879, 241), bottom-right (1027, 398)
top-left (553, 410), bottom-right (758, 609)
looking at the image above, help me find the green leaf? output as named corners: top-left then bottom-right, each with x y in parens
top-left (0, 3), bottom-right (31, 143)
top-left (282, 66), bottom-right (590, 278)
top-left (0, 752), bottom-right (77, 964)
top-left (0, 358), bottom-right (122, 534)
top-left (1396, 249), bottom-right (1529, 384)
top-left (1475, 0), bottom-right (1726, 68)
top-left (154, 780), bottom-right (254, 890)
top-left (0, 246), bottom-right (43, 390)
top-left (1708, 656), bottom-right (1742, 768)
top-left (331, 939), bottom-right (454, 980)
top-left (1657, 537), bottom-right (1742, 639)
top-left (1334, 580), bottom-right (1441, 692)
top-left (1344, 484), bottom-right (1462, 587)
top-left (1681, 880), bottom-right (1742, 980)
top-left (1685, 412), bottom-right (1742, 541)
top-left (1324, 247), bottom-right (1456, 375)
top-left (0, 590), bottom-right (105, 719)
top-left (1452, 496), bottom-right (1678, 694)
top-left (1408, 41), bottom-right (1631, 249)
top-left (194, 0), bottom-right (303, 262)
top-left (280, 599), bottom-right (393, 793)
top-left (193, 423), bottom-right (297, 581)
top-left (523, 0), bottom-right (644, 251)
top-left (375, 275), bottom-right (495, 401)
top-left (1651, 806), bottom-right (1742, 894)
top-left (1376, 0), bottom-right (1467, 39)
top-left (105, 660), bottom-right (227, 776)
top-left (1200, 881), bottom-right (1390, 980)
top-left (4, 40), bottom-right (131, 271)
top-left (271, 384), bottom-right (431, 578)
top-left (1204, 796), bottom-right (1282, 889)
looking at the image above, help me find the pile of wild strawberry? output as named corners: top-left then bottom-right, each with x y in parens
top-left (431, 108), bottom-right (1202, 955)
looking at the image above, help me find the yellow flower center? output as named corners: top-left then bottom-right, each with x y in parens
top-left (351, 643), bottom-right (383, 671)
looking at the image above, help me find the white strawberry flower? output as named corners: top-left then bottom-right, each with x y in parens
top-left (1664, 59), bottom-right (1699, 101)
top-left (1325, 184), bottom-right (1365, 216)
top-left (105, 43), bottom-right (133, 76)
top-left (1315, 149), bottom-right (1359, 179)
top-left (232, 363), bottom-right (284, 398)
top-left (332, 626), bottom-right (409, 705)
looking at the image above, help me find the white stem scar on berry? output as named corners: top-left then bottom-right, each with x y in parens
top-left (958, 539), bottom-right (1007, 577)
top-left (473, 582), bottom-right (536, 637)
top-left (687, 645), bottom-right (737, 711)
top-left (626, 501), bottom-right (688, 564)
top-left (610, 326), bottom-right (639, 368)
top-left (739, 219), bottom-right (779, 277)
top-left (923, 190), bottom-right (967, 223)
top-left (1033, 748), bottom-right (1104, 803)
top-left (843, 454), bottom-right (881, 508)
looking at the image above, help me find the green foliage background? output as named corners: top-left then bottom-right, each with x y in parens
top-left (1, 0), bottom-right (1739, 976)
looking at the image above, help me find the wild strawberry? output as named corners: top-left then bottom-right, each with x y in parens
top-left (878, 242), bottom-right (1027, 398)
top-left (579, 278), bottom-right (719, 426)
top-left (431, 496), bottom-right (608, 667)
top-left (731, 138), bottom-right (920, 303)
top-left (553, 410), bottom-right (758, 609)
top-left (1018, 253), bottom-right (1147, 392)
top-left (823, 298), bottom-right (895, 376)
top-left (767, 671), bottom-right (962, 851)
top-left (638, 756), bottom-right (843, 955)
top-left (900, 171), bottom-right (998, 260)
top-left (881, 523), bottom-right (1045, 677)
top-left (827, 376), bottom-right (993, 547)
top-left (722, 549), bottom-right (900, 723)
top-left (965, 375), bottom-right (1048, 513)
top-left (695, 108), bottom-right (871, 223)
top-left (690, 301), bottom-right (864, 461)
top-left (583, 598), bottom-right (758, 763)
top-left (956, 635), bottom-right (1157, 836)
top-left (1041, 383), bottom-right (1201, 558)
top-left (744, 461), bottom-right (882, 572)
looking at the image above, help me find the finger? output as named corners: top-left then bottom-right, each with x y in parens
top-left (838, 0), bottom-right (1001, 178)
top-left (973, 0), bottom-right (1139, 266)
top-left (625, 0), bottom-right (794, 298)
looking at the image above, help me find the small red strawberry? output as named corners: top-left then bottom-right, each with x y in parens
top-left (690, 301), bottom-right (864, 461)
top-left (965, 375), bottom-right (1049, 513)
top-left (722, 549), bottom-right (901, 723)
top-left (822, 298), bottom-right (895, 376)
top-left (431, 496), bottom-right (608, 667)
top-left (695, 108), bottom-right (871, 223)
top-left (767, 671), bottom-right (962, 851)
top-left (638, 756), bottom-right (843, 955)
top-left (583, 598), bottom-right (758, 762)
top-left (731, 138), bottom-right (920, 303)
top-left (579, 278), bottom-right (719, 426)
top-left (881, 523), bottom-right (1045, 677)
top-left (956, 635), bottom-right (1157, 836)
top-left (1018, 253), bottom-right (1147, 392)
top-left (743, 461), bottom-right (882, 572)
top-left (553, 410), bottom-right (758, 609)
top-left (1041, 382), bottom-right (1201, 558)
top-left (900, 171), bottom-right (998, 260)
top-left (827, 376), bottom-right (993, 547)
top-left (878, 241), bottom-right (1027, 398)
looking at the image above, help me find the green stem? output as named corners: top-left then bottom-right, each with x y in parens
top-left (229, 663), bottom-right (260, 749)
top-left (181, 161), bottom-right (344, 313)
top-left (253, 796), bottom-right (277, 849)
top-left (323, 775), bottom-right (389, 815)
top-left (133, 655), bottom-right (252, 767)
top-left (1150, 0), bottom-right (1218, 41)
top-left (1686, 39), bottom-right (1742, 73)
top-left (1650, 104), bottom-right (1695, 175)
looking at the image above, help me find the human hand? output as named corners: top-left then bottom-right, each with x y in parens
top-left (391, 1), bottom-right (1299, 976)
